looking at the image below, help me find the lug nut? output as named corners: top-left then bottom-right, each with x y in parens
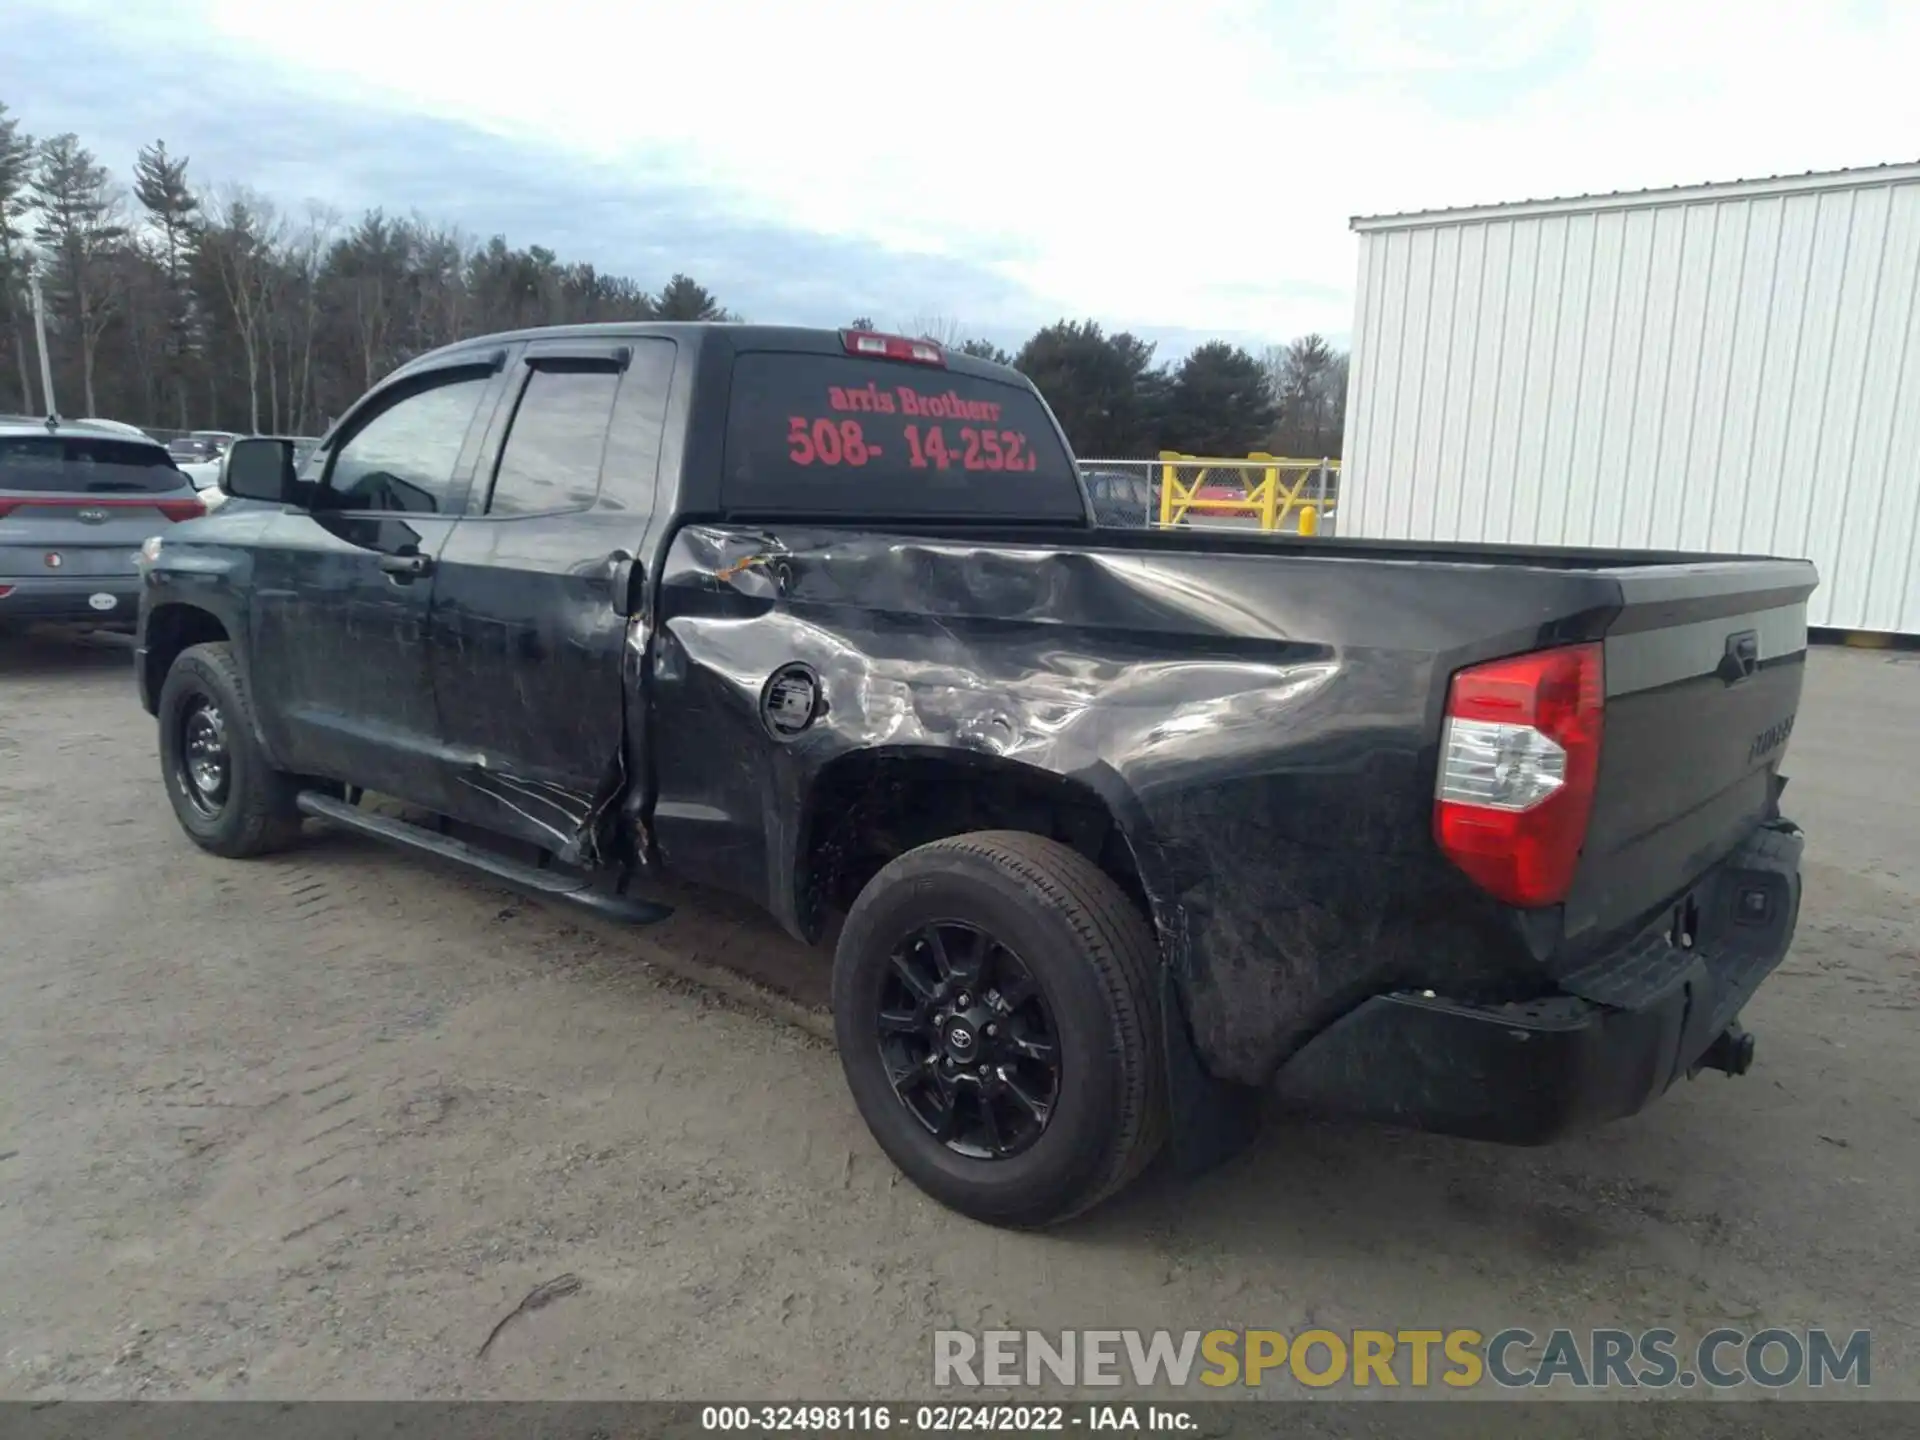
top-left (986, 1024), bottom-right (997, 1037)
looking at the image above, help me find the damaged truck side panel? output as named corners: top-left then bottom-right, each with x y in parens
top-left (644, 520), bottom-right (1811, 1089)
top-left (137, 321), bottom-right (1816, 1229)
top-left (650, 523), bottom-right (1590, 1082)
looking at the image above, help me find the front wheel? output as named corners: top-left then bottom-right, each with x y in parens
top-left (157, 641), bottom-right (304, 857)
top-left (832, 831), bottom-right (1166, 1228)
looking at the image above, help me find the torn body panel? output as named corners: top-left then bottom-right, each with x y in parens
top-left (649, 524), bottom-right (1632, 1085)
top-left (424, 490), bottom-right (647, 864)
top-left (139, 485), bottom-right (1817, 1097)
top-left (133, 321), bottom-right (1817, 1146)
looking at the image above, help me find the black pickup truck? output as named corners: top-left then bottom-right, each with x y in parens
top-left (135, 323), bottom-right (1815, 1228)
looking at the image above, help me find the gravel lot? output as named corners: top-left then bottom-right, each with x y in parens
top-left (1, 627), bottom-right (1916, 1402)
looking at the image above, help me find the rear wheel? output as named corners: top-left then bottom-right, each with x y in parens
top-left (832, 831), bottom-right (1165, 1228)
top-left (157, 642), bottom-right (303, 857)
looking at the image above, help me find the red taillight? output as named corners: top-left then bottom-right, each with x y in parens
top-left (1434, 642), bottom-right (1604, 908)
top-left (0, 496), bottom-right (202, 520)
top-left (840, 329), bottom-right (945, 366)
top-left (0, 585), bottom-right (12, 597)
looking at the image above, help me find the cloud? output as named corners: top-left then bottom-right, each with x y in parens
top-left (7, 6), bottom-right (1071, 340)
top-left (11, 0), bottom-right (1917, 353)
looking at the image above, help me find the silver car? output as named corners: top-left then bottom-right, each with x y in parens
top-left (0, 419), bottom-right (205, 629)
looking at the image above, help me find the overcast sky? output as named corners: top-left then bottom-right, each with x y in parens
top-left (11, 0), bottom-right (1918, 357)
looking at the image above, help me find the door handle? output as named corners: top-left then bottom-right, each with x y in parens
top-left (379, 552), bottom-right (433, 579)
top-left (605, 549), bottom-right (637, 617)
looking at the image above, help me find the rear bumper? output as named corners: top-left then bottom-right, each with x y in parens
top-left (0, 575), bottom-right (140, 624)
top-left (1271, 820), bottom-right (1804, 1144)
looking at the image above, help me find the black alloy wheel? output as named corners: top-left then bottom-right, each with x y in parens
top-left (877, 921), bottom-right (1061, 1160)
top-left (831, 831), bottom-right (1167, 1228)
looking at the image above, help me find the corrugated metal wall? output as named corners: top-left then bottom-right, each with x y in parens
top-left (1340, 175), bottom-right (1920, 633)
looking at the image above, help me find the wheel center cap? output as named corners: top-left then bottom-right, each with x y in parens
top-left (945, 1023), bottom-right (976, 1056)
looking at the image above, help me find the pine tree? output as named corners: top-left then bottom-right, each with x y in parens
top-left (0, 103), bottom-right (37, 412)
top-left (31, 133), bottom-right (127, 416)
top-left (653, 273), bottom-right (728, 321)
top-left (133, 139), bottom-right (200, 426)
top-left (957, 337), bottom-right (1013, 366)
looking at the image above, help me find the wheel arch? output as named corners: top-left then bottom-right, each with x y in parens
top-left (794, 745), bottom-right (1177, 952)
top-left (797, 745), bottom-right (1259, 1180)
top-left (141, 602), bottom-right (233, 715)
top-left (143, 602), bottom-right (286, 769)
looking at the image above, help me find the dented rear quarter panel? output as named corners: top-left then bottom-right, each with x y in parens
top-left (132, 324), bottom-right (1817, 1094)
top-left (647, 521), bottom-right (1639, 1085)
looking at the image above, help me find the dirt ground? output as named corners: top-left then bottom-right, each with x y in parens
top-left (1, 628), bottom-right (1916, 1402)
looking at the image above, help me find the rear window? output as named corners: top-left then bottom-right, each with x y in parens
top-left (0, 435), bottom-right (183, 494)
top-left (722, 353), bottom-right (1086, 521)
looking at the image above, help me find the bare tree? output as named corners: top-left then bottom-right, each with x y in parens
top-left (31, 133), bottom-right (128, 416)
top-left (905, 313), bottom-right (966, 348)
top-left (327, 209), bottom-right (408, 394)
top-left (1264, 334), bottom-right (1348, 458)
top-left (406, 215), bottom-right (472, 352)
top-left (283, 202), bottom-right (337, 433)
top-left (197, 185), bottom-right (286, 432)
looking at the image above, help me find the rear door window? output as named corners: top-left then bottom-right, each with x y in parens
top-left (0, 436), bottom-right (184, 493)
top-left (722, 353), bottom-right (1086, 521)
top-left (485, 367), bottom-right (621, 516)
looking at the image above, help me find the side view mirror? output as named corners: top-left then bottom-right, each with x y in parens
top-left (222, 437), bottom-right (298, 504)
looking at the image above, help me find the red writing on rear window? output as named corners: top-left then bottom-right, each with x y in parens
top-left (825, 382), bottom-right (1002, 423)
top-left (723, 350), bottom-right (1086, 521)
top-left (789, 384), bottom-right (1036, 473)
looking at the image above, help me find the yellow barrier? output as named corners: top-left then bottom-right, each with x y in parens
top-left (1156, 452), bottom-right (1338, 533)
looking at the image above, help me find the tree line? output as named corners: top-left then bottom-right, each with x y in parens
top-left (0, 100), bottom-right (1346, 457)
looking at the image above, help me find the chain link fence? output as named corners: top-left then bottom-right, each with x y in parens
top-left (1079, 455), bottom-right (1341, 534)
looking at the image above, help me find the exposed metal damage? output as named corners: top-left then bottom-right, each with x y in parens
top-left (651, 523), bottom-right (1554, 1084)
top-left (131, 318), bottom-right (1817, 1158)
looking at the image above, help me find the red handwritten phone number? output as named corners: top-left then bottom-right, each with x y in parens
top-left (787, 417), bottom-right (1040, 472)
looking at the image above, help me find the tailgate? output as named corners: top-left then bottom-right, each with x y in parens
top-left (1564, 560), bottom-right (1817, 945)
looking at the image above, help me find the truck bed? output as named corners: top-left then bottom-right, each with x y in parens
top-left (656, 519), bottom-right (1815, 1082)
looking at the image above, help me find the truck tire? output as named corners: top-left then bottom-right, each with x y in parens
top-left (157, 641), bottom-right (304, 858)
top-left (832, 831), bottom-right (1166, 1227)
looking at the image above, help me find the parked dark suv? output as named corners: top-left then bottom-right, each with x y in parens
top-left (1, 419), bottom-right (205, 628)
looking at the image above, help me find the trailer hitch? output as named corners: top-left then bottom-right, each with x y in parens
top-left (1695, 1020), bottom-right (1757, 1077)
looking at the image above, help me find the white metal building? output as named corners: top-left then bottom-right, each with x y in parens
top-left (1338, 162), bottom-right (1920, 634)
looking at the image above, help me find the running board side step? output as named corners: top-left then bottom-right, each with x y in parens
top-left (295, 790), bottom-right (671, 925)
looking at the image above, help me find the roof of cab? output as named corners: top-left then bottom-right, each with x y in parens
top-left (396, 321), bottom-right (1022, 385)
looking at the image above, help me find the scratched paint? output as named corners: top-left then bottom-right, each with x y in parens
top-left (649, 524), bottom-right (1660, 1083)
top-left (133, 321), bottom-right (1816, 1098)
